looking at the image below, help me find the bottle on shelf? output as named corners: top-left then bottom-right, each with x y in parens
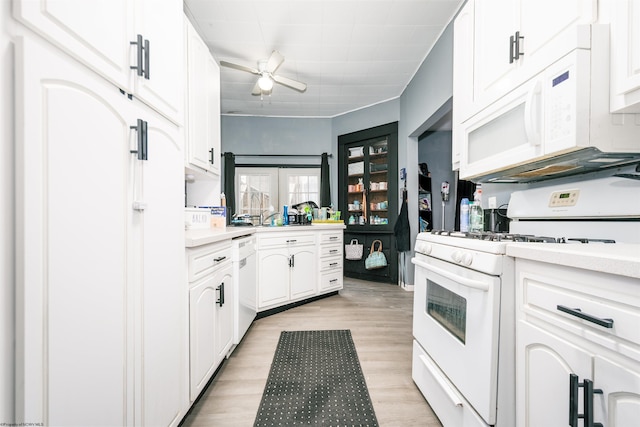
top-left (470, 184), bottom-right (484, 232)
top-left (460, 198), bottom-right (470, 232)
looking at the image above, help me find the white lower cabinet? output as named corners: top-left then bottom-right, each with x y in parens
top-left (515, 259), bottom-right (640, 427)
top-left (257, 232), bottom-right (317, 310)
top-left (15, 35), bottom-right (186, 426)
top-left (187, 242), bottom-right (234, 401)
top-left (319, 231), bottom-right (343, 292)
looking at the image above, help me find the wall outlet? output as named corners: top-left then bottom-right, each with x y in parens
top-left (488, 196), bottom-right (497, 209)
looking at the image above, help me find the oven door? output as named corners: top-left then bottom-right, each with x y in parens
top-left (412, 253), bottom-right (501, 424)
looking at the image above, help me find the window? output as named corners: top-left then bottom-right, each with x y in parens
top-left (235, 167), bottom-right (321, 223)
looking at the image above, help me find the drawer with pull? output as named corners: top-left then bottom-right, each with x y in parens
top-left (187, 241), bottom-right (232, 283)
top-left (517, 259), bottom-right (640, 351)
top-left (320, 257), bottom-right (343, 272)
top-left (256, 232), bottom-right (315, 249)
top-left (319, 270), bottom-right (343, 292)
top-left (319, 231), bottom-right (342, 245)
top-left (320, 244), bottom-right (342, 258)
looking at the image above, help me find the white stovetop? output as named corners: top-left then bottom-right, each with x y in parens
top-left (506, 243), bottom-right (640, 279)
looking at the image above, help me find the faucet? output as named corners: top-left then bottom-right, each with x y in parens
top-left (261, 210), bottom-right (280, 226)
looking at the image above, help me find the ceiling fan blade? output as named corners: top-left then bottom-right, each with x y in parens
top-left (220, 60), bottom-right (260, 75)
top-left (251, 80), bottom-right (262, 96)
top-left (265, 50), bottom-right (285, 74)
top-left (273, 74), bottom-right (307, 92)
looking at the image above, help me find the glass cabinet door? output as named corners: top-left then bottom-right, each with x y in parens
top-left (345, 137), bottom-right (390, 227)
top-left (367, 138), bottom-right (389, 226)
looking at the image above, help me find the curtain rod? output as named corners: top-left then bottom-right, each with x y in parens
top-left (222, 153), bottom-right (332, 158)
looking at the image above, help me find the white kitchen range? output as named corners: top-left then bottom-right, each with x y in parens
top-left (411, 176), bottom-right (640, 427)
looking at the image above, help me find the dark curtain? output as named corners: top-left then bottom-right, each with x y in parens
top-left (320, 152), bottom-right (331, 207)
top-left (223, 152), bottom-right (236, 224)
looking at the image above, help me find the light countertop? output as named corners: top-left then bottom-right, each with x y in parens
top-left (185, 223), bottom-right (345, 248)
top-left (506, 243), bottom-right (640, 279)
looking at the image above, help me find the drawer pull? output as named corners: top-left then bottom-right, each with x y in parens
top-left (329, 236), bottom-right (338, 240)
top-left (213, 256), bottom-right (227, 263)
top-left (329, 249), bottom-right (338, 253)
top-left (329, 279), bottom-right (338, 283)
top-left (329, 262), bottom-right (338, 267)
top-left (557, 305), bottom-right (614, 329)
top-left (286, 239), bottom-right (297, 243)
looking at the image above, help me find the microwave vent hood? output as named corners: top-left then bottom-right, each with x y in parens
top-left (476, 148), bottom-right (640, 183)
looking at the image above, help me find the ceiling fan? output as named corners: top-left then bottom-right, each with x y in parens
top-left (220, 50), bottom-right (307, 96)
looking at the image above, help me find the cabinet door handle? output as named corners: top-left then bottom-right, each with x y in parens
top-left (291, 254), bottom-right (295, 268)
top-left (569, 374), bottom-right (603, 427)
top-left (130, 119), bottom-right (148, 160)
top-left (509, 31), bottom-right (525, 63)
top-left (557, 305), bottom-right (614, 328)
top-left (143, 38), bottom-right (150, 79)
top-left (216, 282), bottom-right (224, 307)
top-left (569, 374), bottom-right (578, 427)
top-left (209, 148), bottom-right (214, 164)
top-left (130, 34), bottom-right (144, 76)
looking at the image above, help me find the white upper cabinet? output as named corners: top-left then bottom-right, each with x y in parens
top-left (185, 17), bottom-right (221, 176)
top-left (13, 0), bottom-right (184, 125)
top-left (458, 0), bottom-right (596, 123)
top-left (609, 0), bottom-right (640, 113)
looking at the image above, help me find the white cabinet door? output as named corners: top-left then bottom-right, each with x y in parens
top-left (13, 0), bottom-right (132, 92)
top-left (15, 36), bottom-right (133, 427)
top-left (138, 106), bottom-right (185, 426)
top-left (257, 248), bottom-right (290, 309)
top-left (290, 247), bottom-right (317, 301)
top-left (610, 0), bottom-right (640, 113)
top-left (594, 356), bottom-right (640, 427)
top-left (214, 264), bottom-right (234, 363)
top-left (452, 0), bottom-right (475, 169)
top-left (189, 274), bottom-right (217, 401)
top-left (518, 0), bottom-right (595, 80)
top-left (133, 0), bottom-right (184, 125)
top-left (14, 0), bottom-right (184, 124)
top-left (516, 321), bottom-right (592, 427)
top-left (185, 18), bottom-right (220, 175)
top-left (472, 0), bottom-right (518, 113)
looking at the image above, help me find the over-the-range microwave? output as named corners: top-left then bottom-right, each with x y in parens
top-left (457, 26), bottom-right (640, 183)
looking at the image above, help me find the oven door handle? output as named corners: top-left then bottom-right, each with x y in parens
top-left (418, 354), bottom-right (464, 407)
top-left (412, 258), bottom-right (490, 292)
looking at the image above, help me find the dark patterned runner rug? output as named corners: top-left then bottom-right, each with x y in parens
top-left (254, 330), bottom-right (379, 427)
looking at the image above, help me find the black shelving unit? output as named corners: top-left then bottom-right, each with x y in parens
top-left (338, 122), bottom-right (398, 284)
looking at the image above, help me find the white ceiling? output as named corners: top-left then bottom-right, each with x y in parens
top-left (183, 0), bottom-right (464, 118)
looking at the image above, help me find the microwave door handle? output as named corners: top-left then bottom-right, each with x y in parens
top-left (524, 80), bottom-right (542, 146)
top-left (411, 258), bottom-right (490, 292)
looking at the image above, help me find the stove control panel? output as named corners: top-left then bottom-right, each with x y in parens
top-left (548, 189), bottom-right (580, 207)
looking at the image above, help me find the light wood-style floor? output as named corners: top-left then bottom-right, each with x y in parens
top-left (180, 278), bottom-right (443, 427)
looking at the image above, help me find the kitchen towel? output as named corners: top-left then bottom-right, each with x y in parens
top-left (254, 330), bottom-right (378, 427)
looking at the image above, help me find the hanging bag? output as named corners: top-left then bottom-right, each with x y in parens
top-left (345, 239), bottom-right (364, 260)
top-left (365, 240), bottom-right (388, 270)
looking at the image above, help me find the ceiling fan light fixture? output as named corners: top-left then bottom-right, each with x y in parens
top-left (258, 74), bottom-right (273, 91)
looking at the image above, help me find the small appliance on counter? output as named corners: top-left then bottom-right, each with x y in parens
top-left (184, 207), bottom-right (210, 230)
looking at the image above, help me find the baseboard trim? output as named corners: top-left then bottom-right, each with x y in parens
top-left (256, 291), bottom-right (340, 319)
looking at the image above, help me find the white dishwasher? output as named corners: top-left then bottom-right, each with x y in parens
top-left (232, 235), bottom-right (257, 345)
